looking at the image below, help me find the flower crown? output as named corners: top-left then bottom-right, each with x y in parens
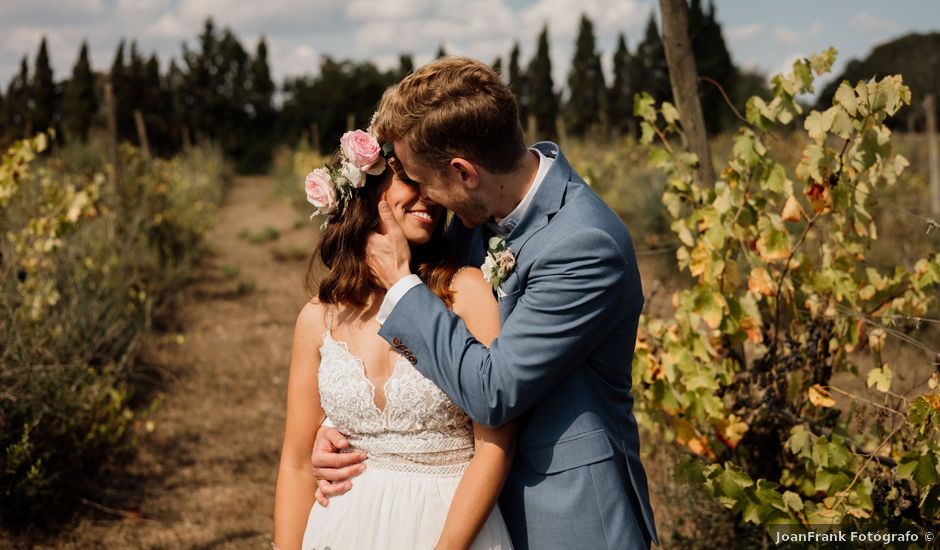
top-left (304, 127), bottom-right (393, 226)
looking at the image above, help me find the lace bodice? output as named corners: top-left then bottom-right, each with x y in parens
top-left (318, 306), bottom-right (474, 475)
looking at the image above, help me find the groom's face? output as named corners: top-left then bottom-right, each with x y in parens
top-left (392, 140), bottom-right (489, 228)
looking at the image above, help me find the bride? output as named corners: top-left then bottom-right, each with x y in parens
top-left (273, 127), bottom-right (516, 550)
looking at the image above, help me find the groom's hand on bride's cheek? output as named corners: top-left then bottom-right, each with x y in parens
top-left (366, 201), bottom-right (411, 289)
top-left (310, 426), bottom-right (367, 506)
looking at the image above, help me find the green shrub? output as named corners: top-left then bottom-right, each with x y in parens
top-left (0, 133), bottom-right (228, 525)
top-left (633, 49), bottom-right (940, 533)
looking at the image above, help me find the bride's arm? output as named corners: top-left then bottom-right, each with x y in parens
top-left (274, 301), bottom-right (327, 550)
top-left (437, 269), bottom-right (517, 550)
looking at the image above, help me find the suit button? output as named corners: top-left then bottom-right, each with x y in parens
top-left (407, 355), bottom-right (417, 365)
top-left (392, 337), bottom-right (402, 346)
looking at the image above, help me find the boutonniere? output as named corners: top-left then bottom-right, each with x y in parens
top-left (481, 236), bottom-right (516, 292)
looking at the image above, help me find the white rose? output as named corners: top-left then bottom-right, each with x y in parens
top-left (340, 161), bottom-right (364, 188)
top-left (481, 255), bottom-right (497, 284)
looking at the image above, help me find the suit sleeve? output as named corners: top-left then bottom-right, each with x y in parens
top-left (378, 228), bottom-right (639, 427)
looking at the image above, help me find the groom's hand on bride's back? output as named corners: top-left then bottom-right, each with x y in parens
top-left (310, 426), bottom-right (367, 506)
top-left (366, 201), bottom-right (412, 289)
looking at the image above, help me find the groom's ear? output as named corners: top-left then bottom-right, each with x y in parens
top-left (449, 157), bottom-right (480, 191)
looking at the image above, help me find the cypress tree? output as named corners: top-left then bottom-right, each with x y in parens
top-left (142, 54), bottom-right (171, 153)
top-left (61, 41), bottom-right (98, 142)
top-left (249, 38), bottom-right (275, 120)
top-left (435, 44), bottom-right (447, 59)
top-left (608, 32), bottom-right (634, 136)
top-left (527, 25), bottom-right (559, 140)
top-left (632, 14), bottom-right (671, 105)
top-left (396, 54), bottom-right (414, 80)
top-left (31, 37), bottom-right (57, 134)
top-left (565, 14), bottom-right (606, 137)
top-left (181, 19), bottom-right (221, 144)
top-left (110, 40), bottom-right (135, 142)
top-left (491, 57), bottom-right (502, 76)
top-left (167, 59), bottom-right (187, 150)
top-left (3, 57), bottom-right (30, 138)
top-left (246, 37), bottom-right (276, 170)
top-left (508, 42), bottom-right (527, 122)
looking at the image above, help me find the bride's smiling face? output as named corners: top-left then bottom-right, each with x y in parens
top-left (380, 170), bottom-right (445, 245)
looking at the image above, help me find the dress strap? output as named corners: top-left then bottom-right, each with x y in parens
top-left (449, 266), bottom-right (471, 288)
top-left (325, 304), bottom-right (334, 335)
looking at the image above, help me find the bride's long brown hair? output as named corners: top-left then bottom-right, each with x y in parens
top-left (304, 163), bottom-right (461, 310)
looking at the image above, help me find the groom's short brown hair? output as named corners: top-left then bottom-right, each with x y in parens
top-left (373, 57), bottom-right (527, 174)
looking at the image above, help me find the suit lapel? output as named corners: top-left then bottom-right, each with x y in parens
top-left (503, 142), bottom-right (572, 258)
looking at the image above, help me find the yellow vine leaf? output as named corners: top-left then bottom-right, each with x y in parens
top-left (748, 267), bottom-right (776, 296)
top-left (808, 384), bottom-right (836, 408)
top-left (781, 195), bottom-right (803, 222)
top-left (922, 393), bottom-right (940, 412)
top-left (866, 365), bottom-right (892, 393)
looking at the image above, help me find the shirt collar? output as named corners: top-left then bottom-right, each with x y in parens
top-left (490, 148), bottom-right (554, 236)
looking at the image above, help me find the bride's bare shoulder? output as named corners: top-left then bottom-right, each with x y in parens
top-left (450, 267), bottom-right (490, 296)
top-left (294, 298), bottom-right (328, 343)
top-left (449, 267), bottom-right (496, 313)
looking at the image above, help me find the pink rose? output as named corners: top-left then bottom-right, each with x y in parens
top-left (340, 129), bottom-right (384, 175)
top-left (304, 168), bottom-right (337, 215)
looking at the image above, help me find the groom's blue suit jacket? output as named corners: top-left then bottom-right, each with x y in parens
top-left (379, 142), bottom-right (658, 549)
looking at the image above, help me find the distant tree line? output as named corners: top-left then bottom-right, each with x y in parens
top-left (0, 2), bottom-right (767, 172)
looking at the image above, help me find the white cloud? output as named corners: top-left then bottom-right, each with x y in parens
top-left (277, 44), bottom-right (320, 78)
top-left (774, 21), bottom-right (823, 46)
top-left (346, 0), bottom-right (436, 21)
top-left (726, 23), bottom-right (764, 43)
top-left (847, 12), bottom-right (901, 34)
top-left (351, 0), bottom-right (516, 54)
top-left (177, 0), bottom-right (338, 34)
top-left (2, 0), bottom-right (104, 18)
top-left (144, 13), bottom-right (189, 39)
top-left (116, 0), bottom-right (168, 13)
top-left (520, 0), bottom-right (647, 41)
top-left (347, 0), bottom-right (647, 94)
top-left (2, 25), bottom-right (91, 78)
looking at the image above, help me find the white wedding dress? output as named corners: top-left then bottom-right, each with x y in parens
top-left (302, 306), bottom-right (513, 550)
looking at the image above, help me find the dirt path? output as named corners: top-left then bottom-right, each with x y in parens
top-left (40, 176), bottom-right (314, 549)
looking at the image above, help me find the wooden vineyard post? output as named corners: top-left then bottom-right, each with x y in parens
top-left (659, 0), bottom-right (716, 188)
top-left (925, 94), bottom-right (940, 218)
top-left (133, 109), bottom-right (151, 159)
top-left (104, 81), bottom-right (121, 188)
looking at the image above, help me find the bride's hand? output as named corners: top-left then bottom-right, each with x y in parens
top-left (366, 201), bottom-right (412, 289)
top-left (310, 426), bottom-right (367, 506)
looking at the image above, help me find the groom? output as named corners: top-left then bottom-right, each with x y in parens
top-left (312, 57), bottom-right (657, 549)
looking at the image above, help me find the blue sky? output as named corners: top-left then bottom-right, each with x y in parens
top-left (1, 0), bottom-right (938, 95)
